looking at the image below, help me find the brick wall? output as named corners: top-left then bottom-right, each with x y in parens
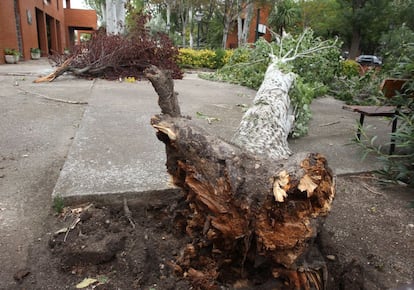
top-left (0, 0), bottom-right (96, 64)
top-left (226, 4), bottom-right (272, 49)
top-left (0, 1), bottom-right (19, 62)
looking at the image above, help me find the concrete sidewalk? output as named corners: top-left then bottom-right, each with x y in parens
top-left (0, 59), bottom-right (393, 203)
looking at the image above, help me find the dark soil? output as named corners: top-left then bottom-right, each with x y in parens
top-left (14, 174), bottom-right (414, 290)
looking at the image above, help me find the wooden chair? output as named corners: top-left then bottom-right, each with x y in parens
top-left (343, 78), bottom-right (410, 154)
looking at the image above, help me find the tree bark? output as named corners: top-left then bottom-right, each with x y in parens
top-left (232, 61), bottom-right (296, 160)
top-left (147, 67), bottom-right (335, 289)
top-left (240, 2), bottom-right (254, 45)
top-left (106, 0), bottom-right (127, 35)
top-left (145, 66), bottom-right (181, 118)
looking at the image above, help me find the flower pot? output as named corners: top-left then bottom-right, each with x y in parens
top-left (31, 52), bottom-right (41, 60)
top-left (5, 55), bottom-right (17, 64)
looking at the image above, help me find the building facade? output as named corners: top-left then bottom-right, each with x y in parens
top-left (226, 4), bottom-right (272, 49)
top-left (0, 0), bottom-right (97, 64)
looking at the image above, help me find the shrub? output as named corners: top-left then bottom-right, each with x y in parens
top-left (176, 48), bottom-right (233, 69)
top-left (356, 43), bottom-right (414, 188)
top-left (329, 70), bottom-right (383, 104)
top-left (340, 59), bottom-right (361, 78)
top-left (4, 48), bottom-right (20, 56)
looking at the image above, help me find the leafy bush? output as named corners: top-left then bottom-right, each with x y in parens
top-left (210, 39), bottom-right (270, 89)
top-left (379, 24), bottom-right (414, 73)
top-left (329, 70), bottom-right (383, 104)
top-left (177, 48), bottom-right (233, 69)
top-left (4, 48), bottom-right (20, 56)
top-left (356, 42), bottom-right (414, 188)
top-left (357, 96), bottom-right (414, 187)
top-left (290, 77), bottom-right (322, 137)
top-left (340, 59), bottom-right (360, 78)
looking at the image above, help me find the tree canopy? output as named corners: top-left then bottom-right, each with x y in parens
top-left (82, 0), bottom-right (414, 60)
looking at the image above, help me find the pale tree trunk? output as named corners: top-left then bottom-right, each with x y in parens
top-left (180, 0), bottom-right (188, 47)
top-left (189, 6), bottom-right (194, 48)
top-left (100, 2), bottom-right (107, 28)
top-left (106, 0), bottom-right (127, 35)
top-left (222, 18), bottom-right (231, 49)
top-left (222, 0), bottom-right (236, 49)
top-left (237, 0), bottom-right (242, 47)
top-left (166, 2), bottom-right (171, 31)
top-left (239, 2), bottom-right (254, 45)
top-left (233, 31), bottom-right (337, 159)
top-left (232, 61), bottom-right (295, 160)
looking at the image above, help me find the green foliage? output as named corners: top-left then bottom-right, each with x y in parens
top-left (53, 195), bottom-right (65, 214)
top-left (340, 59), bottom-right (360, 78)
top-left (30, 47), bottom-right (40, 53)
top-left (269, 0), bottom-right (301, 35)
top-left (288, 35), bottom-right (341, 85)
top-left (4, 48), bottom-right (20, 56)
top-left (290, 77), bottom-right (321, 137)
top-left (379, 25), bottom-right (414, 75)
top-left (356, 97), bottom-right (414, 187)
top-left (329, 70), bottom-right (383, 104)
top-left (354, 42), bottom-right (414, 187)
top-left (176, 48), bottom-right (233, 69)
top-left (299, 0), bottom-right (343, 39)
top-left (212, 41), bottom-right (269, 89)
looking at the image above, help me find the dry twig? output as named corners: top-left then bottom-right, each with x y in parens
top-left (123, 198), bottom-right (136, 229)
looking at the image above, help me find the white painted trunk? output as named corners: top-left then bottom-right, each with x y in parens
top-left (166, 3), bottom-right (171, 30)
top-left (106, 0), bottom-right (127, 35)
top-left (232, 61), bottom-right (296, 160)
top-left (189, 7), bottom-right (193, 48)
top-left (240, 3), bottom-right (254, 45)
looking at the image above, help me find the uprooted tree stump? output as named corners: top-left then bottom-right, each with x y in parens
top-left (146, 66), bottom-right (335, 289)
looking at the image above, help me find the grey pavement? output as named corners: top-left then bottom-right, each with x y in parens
top-left (0, 58), bottom-right (393, 204)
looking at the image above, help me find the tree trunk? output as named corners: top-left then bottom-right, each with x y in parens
top-left (240, 2), bottom-right (254, 45)
top-left (349, 27), bottom-right (361, 59)
top-left (146, 66), bottom-right (335, 289)
top-left (189, 6), bottom-right (194, 48)
top-left (180, 1), bottom-right (188, 47)
top-left (106, 0), bottom-right (127, 35)
top-left (222, 17), bottom-right (231, 49)
top-left (232, 61), bottom-right (296, 160)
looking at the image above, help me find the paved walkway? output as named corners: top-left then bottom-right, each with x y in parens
top-left (0, 59), bottom-right (393, 203)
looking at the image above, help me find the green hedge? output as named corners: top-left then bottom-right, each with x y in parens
top-left (177, 48), bottom-right (233, 69)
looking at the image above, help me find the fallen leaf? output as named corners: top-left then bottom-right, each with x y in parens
top-left (54, 227), bottom-right (68, 235)
top-left (75, 278), bottom-right (98, 289)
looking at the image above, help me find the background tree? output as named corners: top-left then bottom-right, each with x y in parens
top-left (268, 0), bottom-right (300, 36)
top-left (299, 0), bottom-right (343, 39)
top-left (85, 0), bottom-right (106, 26)
top-left (335, 0), bottom-right (391, 58)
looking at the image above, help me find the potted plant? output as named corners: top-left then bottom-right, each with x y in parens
top-left (30, 47), bottom-right (41, 59)
top-left (4, 48), bottom-right (20, 64)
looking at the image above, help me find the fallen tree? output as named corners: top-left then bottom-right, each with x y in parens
top-left (34, 15), bottom-right (182, 83)
top-left (147, 37), bottom-right (336, 288)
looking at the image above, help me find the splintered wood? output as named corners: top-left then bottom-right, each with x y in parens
top-left (147, 66), bottom-right (335, 289)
